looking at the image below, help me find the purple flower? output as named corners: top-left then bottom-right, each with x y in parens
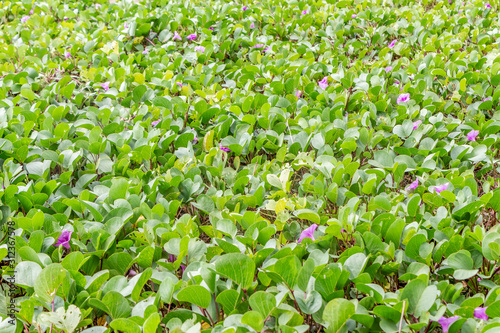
top-left (385, 66), bottom-right (393, 73)
top-left (412, 120), bottom-right (422, 130)
top-left (474, 307), bottom-right (488, 320)
top-left (477, 277), bottom-right (482, 282)
top-left (438, 316), bottom-right (460, 333)
top-left (194, 45), bottom-right (205, 52)
top-left (101, 82), bottom-right (110, 91)
top-left (467, 130), bottom-right (479, 141)
top-left (263, 47), bottom-right (270, 52)
top-left (318, 77), bottom-right (328, 90)
top-left (128, 269), bottom-right (137, 277)
top-left (151, 120), bottom-right (160, 127)
top-left (388, 40), bottom-right (397, 48)
top-left (54, 230), bottom-right (73, 250)
top-left (250, 22), bottom-right (255, 28)
top-left (29, 9), bottom-right (34, 15)
top-left (65, 51), bottom-right (71, 58)
top-left (351, 14), bottom-right (357, 18)
top-left (485, 2), bottom-right (491, 8)
top-left (176, 82), bottom-right (183, 88)
top-left (434, 183), bottom-right (449, 194)
top-left (243, 6), bottom-right (248, 11)
top-left (449, 0), bottom-right (452, 3)
top-left (397, 93), bottom-right (410, 105)
top-left (21, 16), bottom-right (30, 23)
top-left (95, 3), bottom-right (101, 9)
top-left (395, 80), bottom-right (400, 84)
top-left (219, 143), bottom-right (231, 152)
top-left (173, 31), bottom-right (181, 40)
top-left (193, 136), bottom-right (199, 144)
top-left (168, 254), bottom-right (176, 263)
top-left (482, 97), bottom-right (492, 101)
top-left (187, 33), bottom-right (197, 40)
top-left (142, 49), bottom-right (148, 55)
top-left (124, 23), bottom-right (128, 29)
top-left (295, 90), bottom-right (302, 98)
top-left (341, 229), bottom-right (345, 233)
top-left (254, 43), bottom-right (265, 48)
top-left (301, 9), bottom-right (308, 15)
top-left (209, 27), bottom-right (214, 31)
top-left (408, 179), bottom-right (419, 190)
top-left (298, 224), bottom-right (318, 243)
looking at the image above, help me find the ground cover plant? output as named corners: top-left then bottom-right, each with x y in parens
top-left (1, 0), bottom-right (500, 332)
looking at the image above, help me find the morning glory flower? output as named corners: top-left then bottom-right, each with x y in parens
top-left (302, 9), bottom-right (308, 15)
top-left (485, 2), bottom-right (491, 8)
top-left (298, 224), bottom-right (318, 243)
top-left (318, 77), bottom-right (328, 90)
top-left (176, 82), bottom-right (183, 88)
top-left (351, 14), bottom-right (357, 18)
top-left (397, 93), bottom-right (410, 105)
top-left (341, 229), bottom-right (345, 233)
top-left (101, 82), bottom-right (110, 91)
top-left (254, 44), bottom-right (265, 48)
top-left (219, 143), bottom-right (231, 152)
top-left (395, 80), bottom-right (400, 84)
top-left (65, 51), bottom-right (71, 58)
top-left (385, 66), bottom-right (393, 73)
top-left (474, 307), bottom-right (488, 321)
top-left (209, 27), bottom-right (214, 31)
top-left (124, 23), bottom-right (128, 29)
top-left (467, 130), bottom-right (479, 141)
top-left (142, 49), bottom-right (148, 55)
top-left (435, 183), bottom-right (449, 193)
top-left (151, 120), bottom-right (160, 127)
top-left (243, 6), bottom-right (248, 11)
top-left (482, 97), bottom-right (492, 101)
top-left (95, 3), bottom-right (101, 9)
top-left (173, 31), bottom-right (181, 40)
top-left (54, 230), bottom-right (73, 250)
top-left (194, 45), bottom-right (205, 52)
top-left (263, 47), bottom-right (270, 52)
top-left (21, 16), bottom-right (30, 23)
top-left (295, 90), bottom-right (302, 98)
top-left (29, 8), bottom-right (34, 14)
top-left (128, 269), bottom-right (137, 276)
top-left (413, 120), bottom-right (422, 130)
top-left (187, 33), bottom-right (197, 40)
top-left (193, 136), bottom-right (199, 144)
top-left (388, 40), bottom-right (397, 48)
top-left (250, 22), bottom-right (255, 28)
top-left (438, 316), bottom-right (460, 333)
top-left (408, 179), bottom-right (419, 190)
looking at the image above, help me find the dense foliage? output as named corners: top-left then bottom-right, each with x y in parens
top-left (1, 0), bottom-right (500, 332)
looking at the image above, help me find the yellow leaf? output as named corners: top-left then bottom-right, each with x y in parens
top-left (201, 322), bottom-right (211, 329)
top-left (133, 73), bottom-right (145, 84)
top-left (96, 316), bottom-right (107, 326)
top-left (275, 198), bottom-right (287, 214)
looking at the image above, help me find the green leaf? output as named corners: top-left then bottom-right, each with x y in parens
top-left (293, 209), bottom-right (320, 224)
top-left (214, 253), bottom-right (255, 290)
top-left (249, 291), bottom-right (276, 319)
top-left (323, 298), bottom-right (355, 333)
top-left (241, 311), bottom-right (264, 332)
top-left (176, 285), bottom-right (211, 308)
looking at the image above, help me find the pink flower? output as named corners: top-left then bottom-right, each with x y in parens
top-left (385, 66), bottom-right (393, 73)
top-left (467, 130), bottom-right (479, 141)
top-left (142, 49), bottom-right (148, 55)
top-left (193, 136), bottom-right (198, 144)
top-left (318, 76), bottom-right (328, 90)
top-left (437, 316), bottom-right (460, 333)
top-left (301, 9), bottom-right (308, 15)
top-left (128, 269), bottom-right (137, 277)
top-left (95, 3), bottom-right (101, 9)
top-left (341, 228), bottom-right (345, 233)
top-left (408, 179), bottom-right (419, 190)
top-left (388, 40), bottom-right (397, 48)
top-left (250, 22), bottom-right (255, 28)
top-left (474, 307), bottom-right (488, 321)
top-left (187, 33), bottom-right (197, 40)
top-left (173, 31), bottom-right (181, 40)
top-left (194, 46), bottom-right (205, 52)
top-left (243, 6), bottom-right (248, 11)
top-left (485, 2), bottom-right (491, 8)
top-left (29, 9), bottom-right (34, 15)
top-left (65, 51), bottom-right (71, 58)
top-left (351, 14), bottom-right (357, 18)
top-left (254, 44), bottom-right (264, 48)
top-left (434, 183), bottom-right (449, 194)
top-left (263, 47), bottom-right (270, 52)
top-left (219, 143), bottom-right (231, 152)
top-left (395, 80), bottom-right (400, 84)
top-left (209, 27), bottom-right (214, 31)
top-left (124, 23), bottom-right (128, 29)
top-left (482, 97), bottom-right (492, 101)
top-left (151, 120), bottom-right (160, 127)
top-left (298, 224), bottom-right (318, 243)
top-left (101, 82), bottom-right (110, 91)
top-left (176, 82), bottom-right (183, 88)
top-left (397, 93), bottom-right (410, 105)
top-left (54, 230), bottom-right (73, 250)
top-left (295, 90), bottom-right (302, 98)
top-left (21, 16), bottom-right (30, 23)
top-left (412, 120), bottom-right (422, 130)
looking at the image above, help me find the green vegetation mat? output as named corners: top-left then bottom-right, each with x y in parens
top-left (1, 0), bottom-right (500, 332)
